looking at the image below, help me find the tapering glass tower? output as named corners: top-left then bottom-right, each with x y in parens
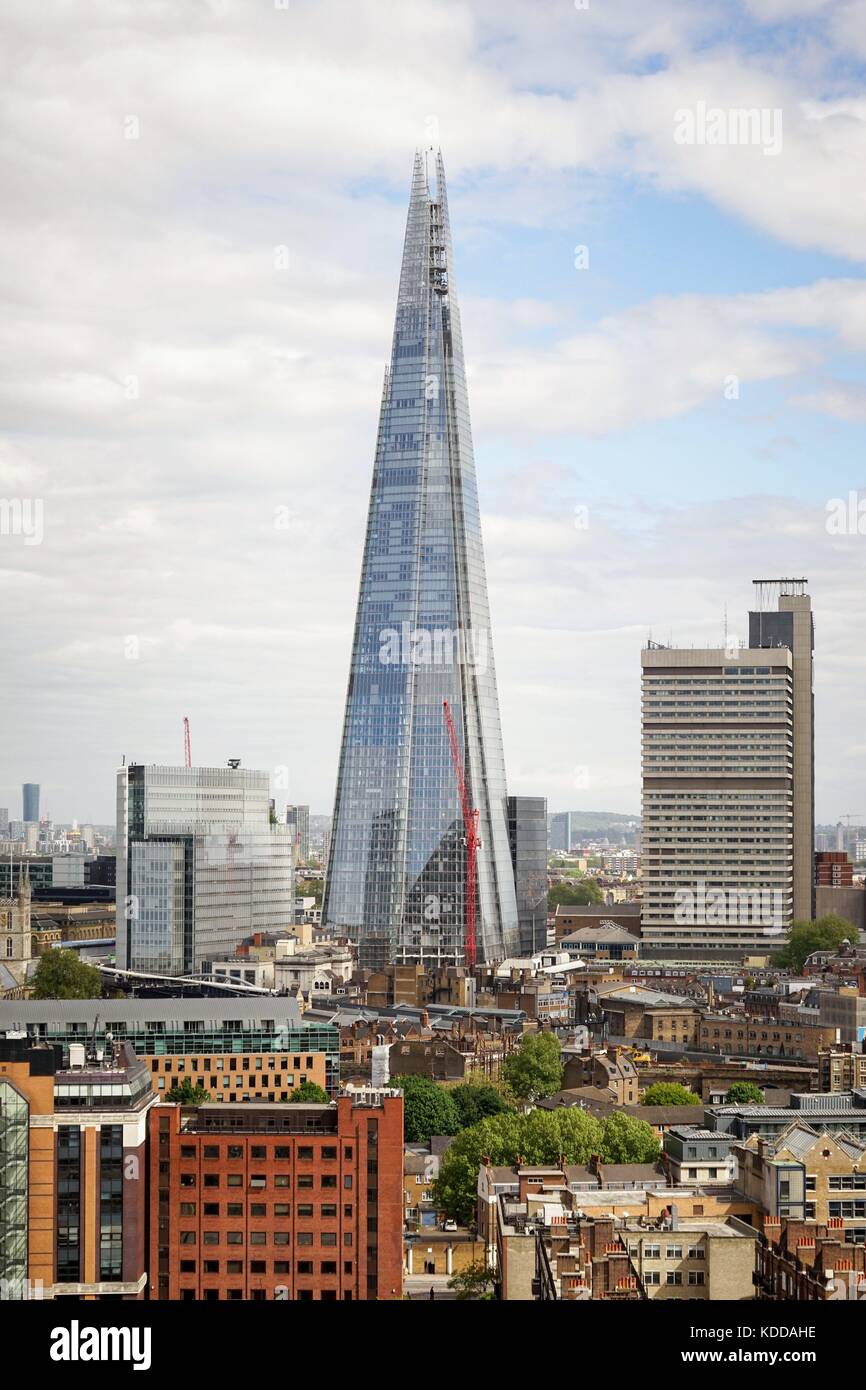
top-left (322, 150), bottom-right (520, 970)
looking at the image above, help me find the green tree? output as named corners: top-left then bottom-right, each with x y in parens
top-left (31, 949), bottom-right (101, 1000)
top-left (447, 1262), bottom-right (497, 1300)
top-left (640, 1082), bottom-right (702, 1107)
top-left (599, 1112), bottom-right (659, 1164)
top-left (548, 880), bottom-right (604, 909)
top-left (392, 1075), bottom-right (459, 1143)
top-left (502, 1033), bottom-right (563, 1101)
top-left (288, 1081), bottom-right (329, 1104)
top-left (724, 1082), bottom-right (765, 1105)
top-left (296, 877), bottom-right (324, 907)
top-left (776, 915), bottom-right (853, 973)
top-left (450, 1082), bottom-right (511, 1129)
top-left (431, 1105), bottom-right (659, 1225)
top-left (166, 1078), bottom-right (211, 1104)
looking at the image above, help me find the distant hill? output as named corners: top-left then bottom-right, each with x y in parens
top-left (560, 811), bottom-right (640, 829)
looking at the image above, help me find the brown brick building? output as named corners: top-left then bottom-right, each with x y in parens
top-left (148, 1088), bottom-right (404, 1301)
top-left (698, 1014), bottom-right (837, 1061)
top-left (146, 1049), bottom-right (330, 1102)
top-left (756, 1216), bottom-right (866, 1299)
top-left (0, 1038), bottom-right (154, 1299)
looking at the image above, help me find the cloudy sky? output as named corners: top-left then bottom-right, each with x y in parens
top-left (2, 0), bottom-right (865, 826)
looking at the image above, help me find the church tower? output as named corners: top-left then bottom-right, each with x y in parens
top-left (1, 866), bottom-right (32, 989)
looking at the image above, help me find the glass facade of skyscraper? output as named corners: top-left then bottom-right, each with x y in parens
top-left (323, 151), bottom-right (520, 969)
top-left (22, 783), bottom-right (39, 824)
top-left (116, 764), bottom-right (294, 974)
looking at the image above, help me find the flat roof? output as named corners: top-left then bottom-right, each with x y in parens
top-left (602, 987), bottom-right (699, 1008)
top-left (0, 997), bottom-right (304, 1026)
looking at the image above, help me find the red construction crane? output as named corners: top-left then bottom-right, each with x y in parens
top-left (443, 699), bottom-right (479, 971)
top-left (183, 716), bottom-right (192, 769)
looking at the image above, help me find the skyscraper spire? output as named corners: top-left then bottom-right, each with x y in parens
top-left (322, 150), bottom-right (520, 970)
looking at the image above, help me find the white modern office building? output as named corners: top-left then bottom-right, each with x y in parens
top-left (116, 763), bottom-right (294, 975)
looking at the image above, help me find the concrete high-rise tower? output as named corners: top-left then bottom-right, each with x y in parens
top-left (748, 581), bottom-right (815, 924)
top-left (641, 581), bottom-right (814, 954)
top-left (322, 150), bottom-right (520, 970)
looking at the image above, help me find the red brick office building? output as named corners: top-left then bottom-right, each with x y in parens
top-left (148, 1089), bottom-right (404, 1301)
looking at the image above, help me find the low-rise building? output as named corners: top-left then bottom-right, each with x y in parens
top-left (755, 1217), bottom-right (866, 1299)
top-left (535, 1213), bottom-right (643, 1300)
top-left (478, 1159), bottom-right (760, 1295)
top-left (710, 1089), bottom-right (866, 1142)
top-left (598, 987), bottom-right (701, 1049)
top-left (622, 1213), bottom-right (758, 1300)
top-left (735, 1121), bottom-right (866, 1231)
top-left (559, 923), bottom-right (640, 962)
top-left (819, 1045), bottom-right (866, 1093)
top-left (560, 1048), bottom-right (639, 1103)
top-left (698, 1013), bottom-right (841, 1061)
top-left (553, 903), bottom-right (641, 942)
top-left (403, 1138), bottom-right (452, 1231)
top-left (0, 997), bottom-right (340, 1100)
top-left (663, 1126), bottom-right (738, 1186)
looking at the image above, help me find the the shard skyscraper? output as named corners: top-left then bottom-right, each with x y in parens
top-left (322, 150), bottom-right (520, 970)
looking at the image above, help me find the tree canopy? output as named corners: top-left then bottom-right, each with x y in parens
top-left (449, 1082), bottom-right (511, 1129)
top-left (166, 1078), bottom-right (211, 1104)
top-left (288, 1081), bottom-right (329, 1104)
top-left (392, 1075), bottom-right (459, 1143)
top-left (447, 1262), bottom-right (497, 1300)
top-left (502, 1033), bottom-right (563, 1101)
top-left (548, 880), bottom-right (604, 909)
top-left (640, 1082), bottom-right (702, 1107)
top-left (598, 1111), bottom-right (661, 1163)
top-left (432, 1107), bottom-right (659, 1224)
top-left (31, 948), bottom-right (101, 999)
top-left (724, 1081), bottom-right (765, 1105)
top-left (775, 915), bottom-right (854, 973)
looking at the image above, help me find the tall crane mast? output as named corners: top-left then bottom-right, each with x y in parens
top-left (183, 716), bottom-right (192, 769)
top-left (443, 699), bottom-right (479, 971)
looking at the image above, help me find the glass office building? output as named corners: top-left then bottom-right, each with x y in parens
top-left (22, 783), bottom-right (39, 824)
top-left (323, 150), bottom-right (520, 970)
top-left (116, 764), bottom-right (294, 975)
top-left (508, 796), bottom-right (549, 956)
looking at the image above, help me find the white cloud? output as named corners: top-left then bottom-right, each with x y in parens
top-left (0, 0), bottom-right (864, 823)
